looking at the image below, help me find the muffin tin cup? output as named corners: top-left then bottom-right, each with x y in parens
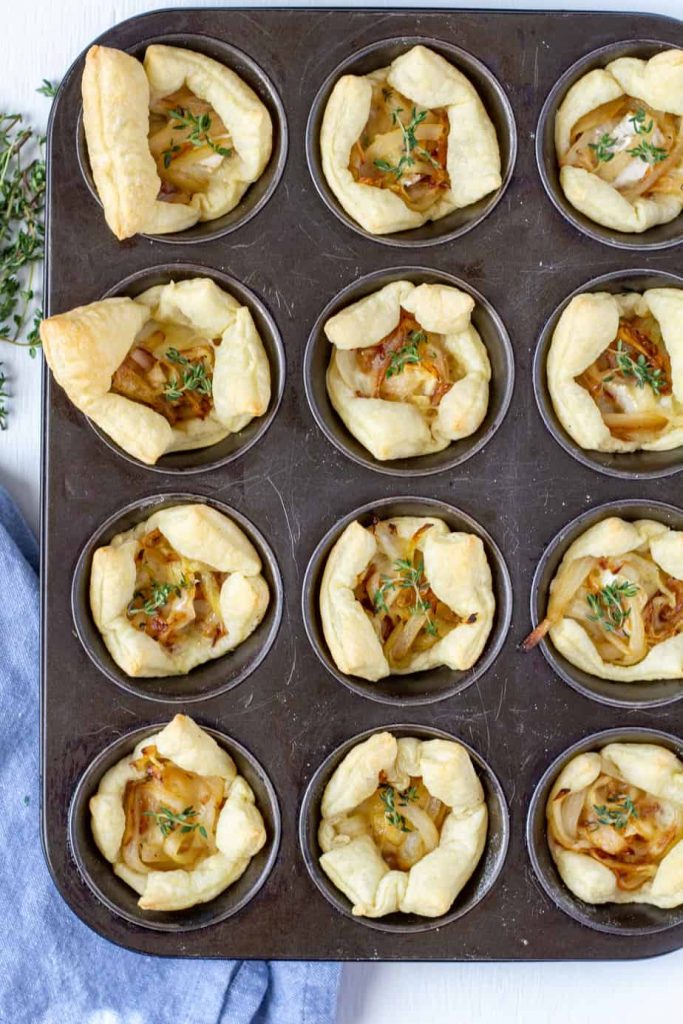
top-left (302, 496), bottom-right (513, 706)
top-left (299, 723), bottom-right (510, 934)
top-left (528, 498), bottom-right (683, 709)
top-left (535, 39), bottom-right (683, 252)
top-left (304, 266), bottom-right (515, 477)
top-left (526, 726), bottom-right (683, 937)
top-left (92, 262), bottom-right (286, 475)
top-left (533, 268), bottom-right (683, 480)
top-left (71, 493), bottom-right (284, 704)
top-left (76, 32), bottom-right (289, 244)
top-left (305, 35), bottom-right (517, 248)
top-left (69, 722), bottom-right (281, 932)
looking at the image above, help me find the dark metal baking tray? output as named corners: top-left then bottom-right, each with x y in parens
top-left (41, 6), bottom-right (683, 960)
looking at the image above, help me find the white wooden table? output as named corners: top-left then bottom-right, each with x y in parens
top-left (2, 1), bottom-right (680, 1020)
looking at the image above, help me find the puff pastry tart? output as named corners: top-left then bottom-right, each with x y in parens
top-left (90, 715), bottom-right (267, 911)
top-left (320, 515), bottom-right (495, 682)
top-left (548, 288), bottom-right (683, 453)
top-left (90, 504), bottom-right (269, 677)
top-left (82, 44), bottom-right (272, 239)
top-left (40, 277), bottom-right (271, 466)
top-left (318, 731), bottom-right (487, 917)
top-left (555, 50), bottom-right (683, 232)
top-left (325, 281), bottom-right (491, 461)
top-left (320, 45), bottom-right (502, 235)
top-left (547, 742), bottom-right (683, 908)
top-left (523, 517), bottom-right (683, 682)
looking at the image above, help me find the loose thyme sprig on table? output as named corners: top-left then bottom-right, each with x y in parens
top-left (585, 580), bottom-right (639, 637)
top-left (163, 348), bottom-right (213, 402)
top-left (161, 107), bottom-right (233, 168)
top-left (143, 804), bottom-right (208, 839)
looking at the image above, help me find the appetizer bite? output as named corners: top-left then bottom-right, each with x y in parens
top-left (324, 281), bottom-right (491, 461)
top-left (318, 731), bottom-right (487, 917)
top-left (523, 517), bottom-right (683, 682)
top-left (320, 515), bottom-right (494, 681)
top-left (40, 277), bottom-right (271, 466)
top-left (320, 44), bottom-right (502, 235)
top-left (82, 44), bottom-right (272, 238)
top-left (547, 287), bottom-right (683, 453)
top-left (90, 503), bottom-right (269, 677)
top-left (547, 742), bottom-right (683, 908)
top-left (555, 50), bottom-right (683, 233)
top-left (90, 715), bottom-right (267, 911)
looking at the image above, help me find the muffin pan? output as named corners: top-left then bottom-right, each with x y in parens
top-left (41, 8), bottom-right (683, 960)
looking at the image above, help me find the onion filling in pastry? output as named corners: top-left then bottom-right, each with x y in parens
top-left (545, 742), bottom-right (683, 908)
top-left (549, 770), bottom-right (683, 893)
top-left (522, 516), bottom-right (683, 682)
top-left (349, 83), bottom-right (450, 213)
top-left (351, 775), bottom-right (448, 871)
top-left (353, 520), bottom-right (466, 670)
top-left (112, 320), bottom-right (215, 427)
top-left (125, 528), bottom-right (228, 650)
top-left (576, 314), bottom-right (672, 443)
top-left (148, 86), bottom-right (233, 206)
top-left (122, 744), bottom-right (224, 873)
top-left (562, 97), bottom-right (683, 202)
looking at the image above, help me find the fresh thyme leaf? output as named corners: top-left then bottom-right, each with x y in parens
top-left (163, 347), bottom-right (212, 401)
top-left (373, 105), bottom-right (436, 181)
top-left (628, 107), bottom-right (653, 135)
top-left (379, 784), bottom-right (411, 831)
top-left (589, 132), bottom-right (617, 163)
top-left (401, 786), bottom-right (419, 804)
top-left (37, 80), bottom-right (58, 98)
top-left (161, 106), bottom-right (233, 167)
top-left (627, 139), bottom-right (668, 165)
top-left (373, 557), bottom-right (437, 635)
top-left (143, 804), bottom-right (207, 838)
top-left (585, 580), bottom-right (639, 636)
top-left (613, 340), bottom-right (665, 395)
top-left (385, 330), bottom-right (426, 378)
top-left (592, 796), bottom-right (639, 830)
top-left (127, 577), bottom-right (188, 618)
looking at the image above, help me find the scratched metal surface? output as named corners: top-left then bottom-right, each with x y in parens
top-left (41, 7), bottom-right (682, 959)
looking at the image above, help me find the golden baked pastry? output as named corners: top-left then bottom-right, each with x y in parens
top-left (90, 503), bottom-right (269, 677)
top-left (523, 517), bottom-right (683, 682)
top-left (547, 742), bottom-right (683, 908)
top-left (40, 277), bottom-right (271, 465)
top-left (318, 731), bottom-right (487, 917)
top-left (320, 515), bottom-right (494, 682)
top-left (556, 50), bottom-right (683, 232)
top-left (90, 714), bottom-right (267, 911)
top-left (324, 280), bottom-right (491, 461)
top-left (548, 288), bottom-right (683, 452)
top-left (320, 45), bottom-right (501, 234)
top-left (82, 44), bottom-right (272, 239)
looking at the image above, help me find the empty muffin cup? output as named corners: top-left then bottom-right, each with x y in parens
top-left (304, 266), bottom-right (514, 477)
top-left (69, 721), bottom-right (281, 931)
top-left (526, 726), bottom-right (683, 936)
top-left (527, 498), bottom-right (683, 709)
top-left (306, 35), bottom-right (516, 248)
top-left (535, 39), bottom-right (682, 251)
top-left (533, 268), bottom-right (683, 480)
top-left (86, 263), bottom-right (285, 474)
top-left (302, 495), bottom-right (512, 705)
top-left (76, 32), bottom-right (288, 244)
top-left (299, 723), bottom-right (510, 933)
top-left (71, 493), bottom-right (283, 703)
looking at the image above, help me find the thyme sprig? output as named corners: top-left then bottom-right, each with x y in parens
top-left (586, 580), bottom-right (639, 637)
top-left (605, 340), bottom-right (666, 395)
top-left (0, 364), bottom-right (7, 430)
top-left (128, 575), bottom-right (188, 617)
top-left (163, 347), bottom-right (212, 402)
top-left (589, 132), bottom-right (617, 163)
top-left (143, 804), bottom-right (208, 839)
top-left (385, 330), bottom-right (427, 378)
top-left (591, 796), bottom-right (639, 831)
top-left (379, 783), bottom-right (418, 831)
top-left (373, 105), bottom-right (432, 180)
top-left (629, 107), bottom-right (653, 135)
top-left (628, 139), bottom-right (668, 165)
top-left (161, 107), bottom-right (232, 168)
top-left (374, 557), bottom-right (438, 637)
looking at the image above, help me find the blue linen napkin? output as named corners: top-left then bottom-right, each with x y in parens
top-left (0, 486), bottom-right (340, 1024)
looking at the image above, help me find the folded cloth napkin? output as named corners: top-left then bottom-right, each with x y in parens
top-left (0, 486), bottom-right (340, 1024)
